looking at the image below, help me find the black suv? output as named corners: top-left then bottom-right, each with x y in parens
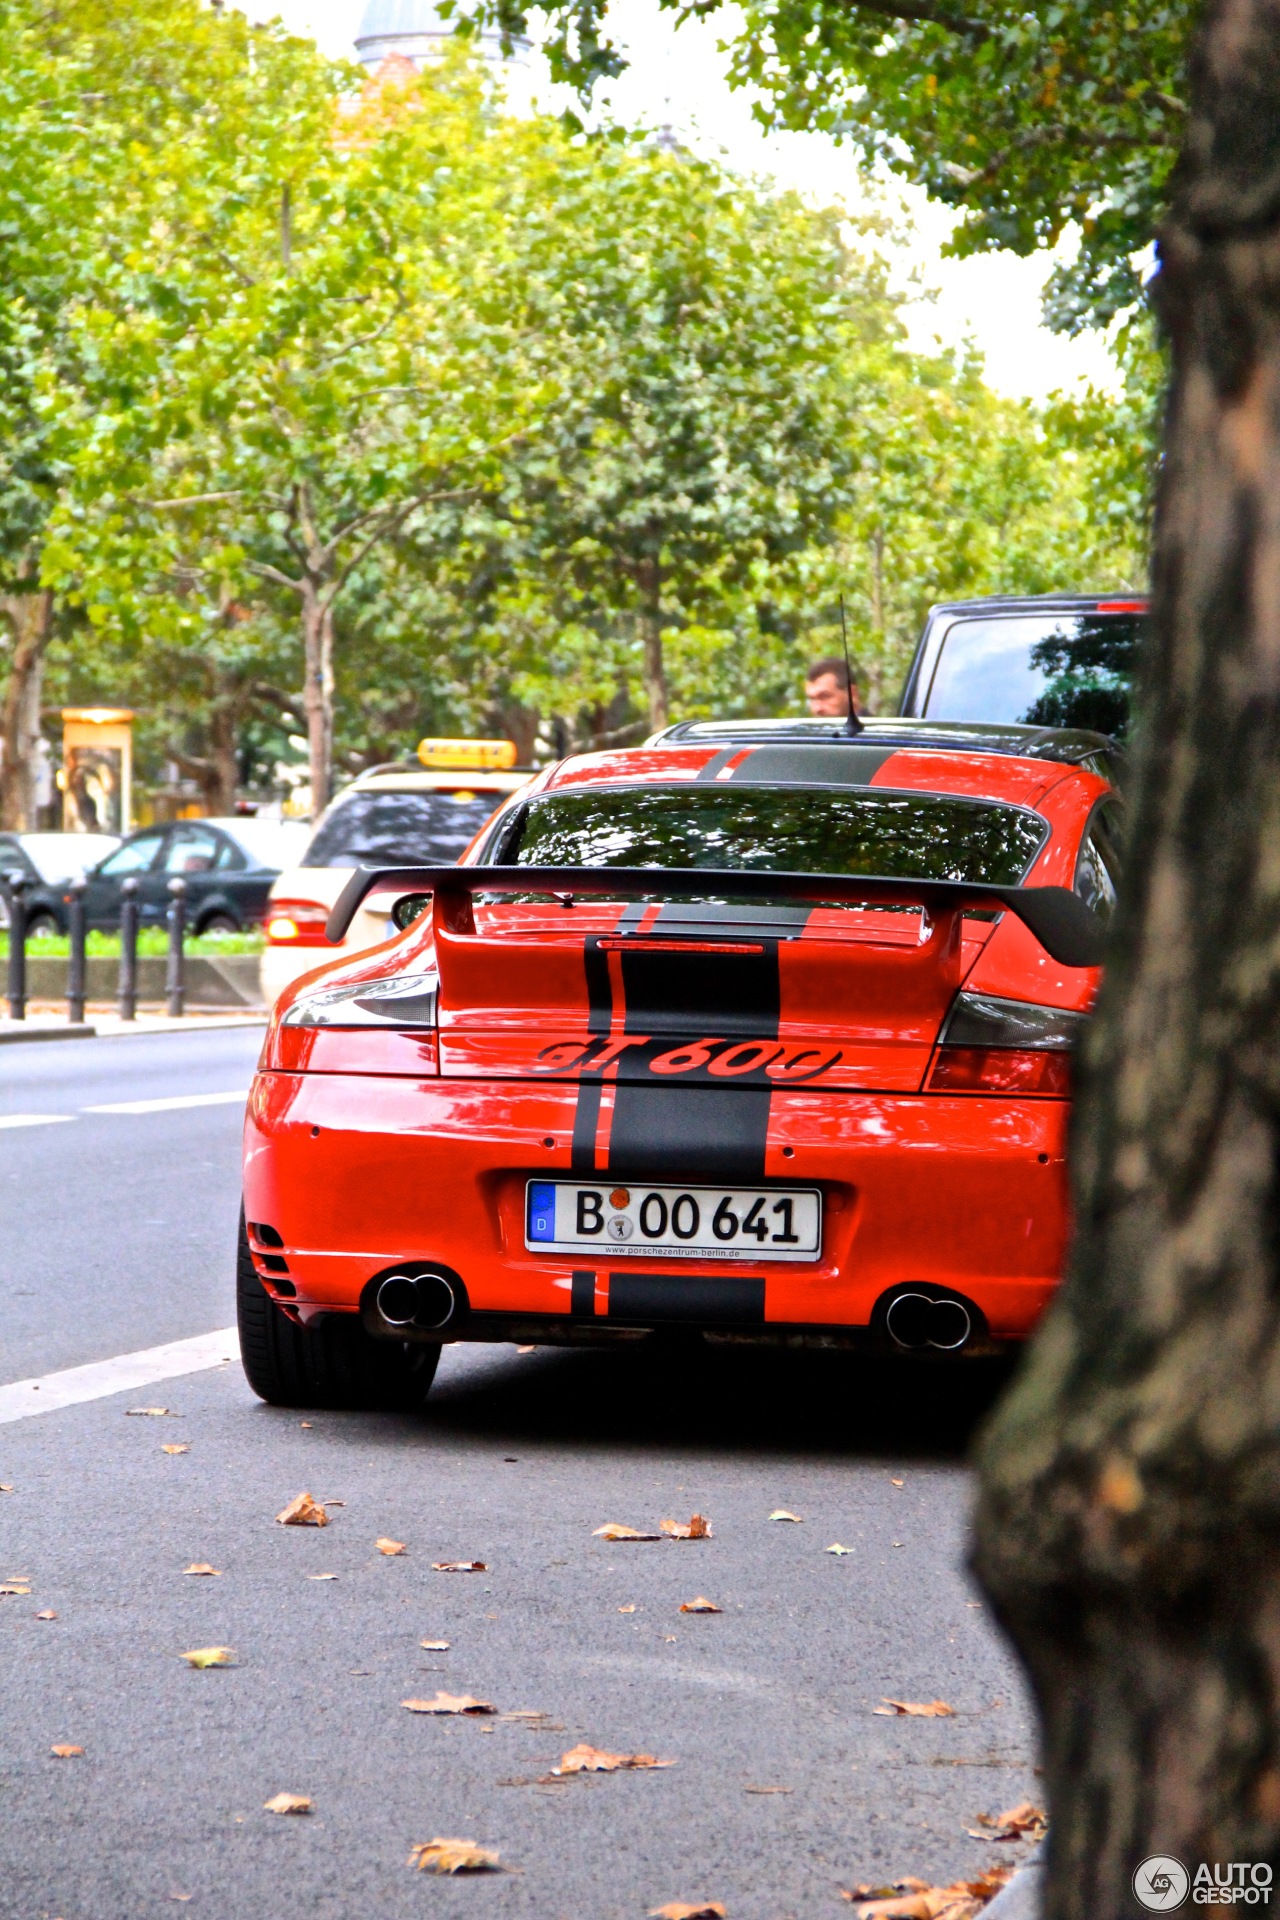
top-left (898, 593), bottom-right (1146, 739)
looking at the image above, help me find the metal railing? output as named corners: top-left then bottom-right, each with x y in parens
top-left (2, 871), bottom-right (188, 1025)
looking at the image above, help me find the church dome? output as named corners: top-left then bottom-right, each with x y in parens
top-left (354, 0), bottom-right (522, 67)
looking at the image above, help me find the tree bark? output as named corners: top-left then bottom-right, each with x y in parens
top-left (0, 588), bottom-right (53, 832)
top-left (300, 582), bottom-right (334, 816)
top-left (974, 3), bottom-right (1280, 1911)
top-left (635, 556), bottom-right (668, 733)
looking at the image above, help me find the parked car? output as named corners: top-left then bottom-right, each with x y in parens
top-left (238, 720), bottom-right (1113, 1410)
top-left (897, 593), bottom-right (1146, 738)
top-left (259, 756), bottom-right (533, 1006)
top-left (72, 817), bottom-right (311, 935)
top-left (0, 832), bottom-right (122, 935)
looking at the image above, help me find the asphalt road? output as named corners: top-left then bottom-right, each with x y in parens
top-left (0, 1027), bottom-right (1043, 1920)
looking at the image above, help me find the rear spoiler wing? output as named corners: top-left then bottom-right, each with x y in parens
top-left (327, 865), bottom-right (1106, 969)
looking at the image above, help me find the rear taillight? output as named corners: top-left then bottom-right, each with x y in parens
top-left (280, 971), bottom-right (439, 1029)
top-left (928, 991), bottom-right (1085, 1096)
top-left (266, 900), bottom-right (331, 947)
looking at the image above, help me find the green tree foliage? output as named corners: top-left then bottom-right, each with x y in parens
top-left (467, 0), bottom-right (1197, 336)
top-left (3, 0), bottom-right (1150, 819)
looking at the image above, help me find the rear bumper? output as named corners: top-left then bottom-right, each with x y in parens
top-left (243, 1071), bottom-right (1068, 1343)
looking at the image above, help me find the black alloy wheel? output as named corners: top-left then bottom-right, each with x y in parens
top-left (198, 910), bottom-right (241, 935)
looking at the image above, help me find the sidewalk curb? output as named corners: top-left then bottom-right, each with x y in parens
top-left (0, 1023), bottom-right (97, 1045)
top-left (984, 1846), bottom-right (1044, 1920)
top-left (0, 1014), bottom-right (266, 1044)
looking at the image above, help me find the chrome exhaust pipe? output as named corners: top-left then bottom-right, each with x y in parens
top-left (885, 1291), bottom-right (972, 1352)
top-left (376, 1271), bottom-right (457, 1332)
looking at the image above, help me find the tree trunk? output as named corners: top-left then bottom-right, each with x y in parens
top-left (301, 584), bottom-right (334, 816)
top-left (0, 588), bottom-right (52, 832)
top-left (635, 557), bottom-right (668, 733)
top-left (973, 4), bottom-right (1280, 1912)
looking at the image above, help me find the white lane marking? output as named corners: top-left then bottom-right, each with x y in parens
top-left (0, 1328), bottom-right (239, 1426)
top-left (0, 1114), bottom-right (76, 1131)
top-left (83, 1090), bottom-right (249, 1115)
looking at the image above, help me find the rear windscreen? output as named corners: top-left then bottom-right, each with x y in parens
top-left (305, 789), bottom-right (502, 869)
top-left (924, 612), bottom-right (1142, 737)
top-left (500, 786), bottom-right (1046, 886)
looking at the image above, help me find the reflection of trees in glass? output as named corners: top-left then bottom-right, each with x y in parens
top-left (1022, 616), bottom-right (1142, 738)
top-left (511, 786), bottom-right (1046, 886)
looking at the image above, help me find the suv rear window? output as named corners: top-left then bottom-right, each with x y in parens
top-left (305, 789), bottom-right (503, 868)
top-left (498, 786), bottom-right (1046, 886)
top-left (924, 612), bottom-right (1142, 737)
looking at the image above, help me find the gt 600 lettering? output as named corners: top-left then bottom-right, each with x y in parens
top-left (534, 1036), bottom-right (844, 1081)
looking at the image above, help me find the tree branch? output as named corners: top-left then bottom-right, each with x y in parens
top-left (138, 491), bottom-right (244, 511)
top-left (843, 0), bottom-right (989, 41)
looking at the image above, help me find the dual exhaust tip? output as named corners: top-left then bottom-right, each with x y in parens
top-left (376, 1270), bottom-right (458, 1333)
top-left (883, 1290), bottom-right (973, 1353)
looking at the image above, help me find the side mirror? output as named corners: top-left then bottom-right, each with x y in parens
top-left (392, 892), bottom-right (433, 932)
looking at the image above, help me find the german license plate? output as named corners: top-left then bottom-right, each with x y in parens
top-left (525, 1180), bottom-right (821, 1262)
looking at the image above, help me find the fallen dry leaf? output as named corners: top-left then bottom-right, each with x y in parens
top-left (516, 1345), bottom-right (536, 1354)
top-left (891, 1478), bottom-right (905, 1487)
top-left (661, 1515), bottom-right (711, 1539)
top-left (50, 1745), bottom-right (84, 1758)
top-left (276, 1492), bottom-right (329, 1527)
top-left (768, 1509), bottom-right (802, 1522)
top-left (679, 1596), bottom-right (722, 1614)
top-left (0, 1483), bottom-right (13, 1492)
top-left (618, 1604), bottom-right (637, 1614)
top-left (376, 1538), bottom-right (406, 1556)
top-left (263, 1792), bottom-right (311, 1815)
top-left (408, 1837), bottom-right (501, 1874)
top-left (183, 1564), bottom-right (220, 1577)
top-left (402, 1692), bottom-right (495, 1715)
top-left (182, 1646), bottom-right (235, 1669)
top-left (300, 1421), bottom-right (312, 1428)
top-left (126, 1407), bottom-right (171, 1417)
top-left (35, 1609), bottom-right (57, 1620)
top-left (161, 1444), bottom-right (189, 1455)
top-left (554, 1743), bottom-right (674, 1775)
top-left (744, 1784), bottom-right (793, 1794)
top-left (842, 1867), bottom-right (1010, 1918)
top-left (0, 1582), bottom-right (32, 1597)
top-left (432, 1560), bottom-right (486, 1573)
top-left (827, 1544), bottom-right (853, 1556)
top-left (968, 1802), bottom-right (1047, 1843)
top-left (420, 1638), bottom-right (450, 1651)
top-left (648, 1904), bottom-right (727, 1919)
top-left (874, 1699), bottom-right (955, 1719)
top-left (593, 1523), bottom-right (661, 1542)
top-left (306, 1573), bottom-right (338, 1581)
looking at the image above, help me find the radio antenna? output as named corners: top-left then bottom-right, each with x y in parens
top-left (839, 595), bottom-right (863, 737)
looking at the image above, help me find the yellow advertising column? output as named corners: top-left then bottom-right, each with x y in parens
top-left (61, 708), bottom-right (135, 835)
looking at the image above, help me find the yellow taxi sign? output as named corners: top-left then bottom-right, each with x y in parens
top-left (417, 737), bottom-right (518, 771)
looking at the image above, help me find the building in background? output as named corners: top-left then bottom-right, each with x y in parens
top-left (354, 0), bottom-right (526, 71)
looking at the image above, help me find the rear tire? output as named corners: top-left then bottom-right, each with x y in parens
top-left (236, 1210), bottom-right (440, 1410)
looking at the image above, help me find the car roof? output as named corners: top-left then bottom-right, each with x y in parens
top-left (343, 763), bottom-right (533, 793)
top-left (540, 734), bottom-right (1110, 813)
top-left (649, 715), bottom-right (1120, 769)
top-left (922, 592), bottom-right (1148, 617)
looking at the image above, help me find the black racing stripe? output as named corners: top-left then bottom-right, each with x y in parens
top-left (571, 1079), bottom-right (603, 1173)
top-left (725, 744), bottom-right (898, 786)
top-left (607, 935), bottom-right (782, 1179)
top-left (695, 747), bottom-right (741, 781)
top-left (583, 934), bottom-right (613, 1035)
top-left (606, 1083), bottom-right (773, 1181)
top-left (607, 1272), bottom-right (765, 1324)
top-left (652, 901), bottom-right (811, 937)
top-left (571, 1270), bottom-right (595, 1317)
top-left (618, 940), bottom-right (779, 1038)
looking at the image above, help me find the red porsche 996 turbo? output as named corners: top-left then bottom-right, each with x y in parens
top-left (238, 719), bottom-right (1117, 1409)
